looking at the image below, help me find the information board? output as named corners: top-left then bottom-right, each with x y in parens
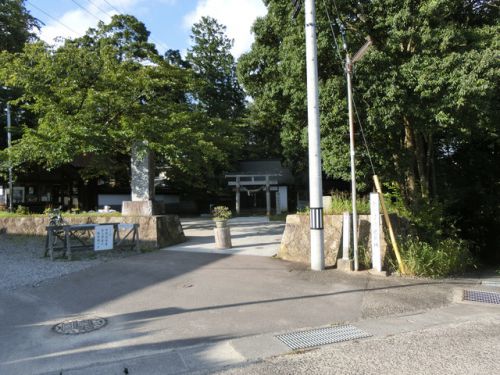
top-left (94, 225), bottom-right (114, 251)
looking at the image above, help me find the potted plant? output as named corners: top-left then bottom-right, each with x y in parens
top-left (212, 206), bottom-right (232, 228)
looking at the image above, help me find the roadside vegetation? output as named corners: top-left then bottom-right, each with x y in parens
top-left (0, 1), bottom-right (497, 277)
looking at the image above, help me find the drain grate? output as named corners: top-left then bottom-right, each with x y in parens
top-left (463, 290), bottom-right (500, 305)
top-left (53, 317), bottom-right (107, 335)
top-left (276, 325), bottom-right (371, 350)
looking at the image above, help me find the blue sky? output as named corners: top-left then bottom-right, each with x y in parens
top-left (26, 0), bottom-right (267, 58)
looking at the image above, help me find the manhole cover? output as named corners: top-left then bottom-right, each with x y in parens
top-left (53, 317), bottom-right (107, 335)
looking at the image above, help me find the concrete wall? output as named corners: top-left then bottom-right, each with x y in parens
top-left (279, 214), bottom-right (407, 268)
top-left (0, 215), bottom-right (185, 249)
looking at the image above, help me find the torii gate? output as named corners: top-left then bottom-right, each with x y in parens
top-left (225, 174), bottom-right (279, 216)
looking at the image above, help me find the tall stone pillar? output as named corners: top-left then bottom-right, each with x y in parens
top-left (265, 176), bottom-right (271, 216)
top-left (235, 177), bottom-right (240, 215)
top-left (122, 141), bottom-right (157, 216)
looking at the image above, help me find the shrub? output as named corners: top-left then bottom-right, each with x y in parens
top-left (212, 206), bottom-right (232, 221)
top-left (15, 205), bottom-right (29, 215)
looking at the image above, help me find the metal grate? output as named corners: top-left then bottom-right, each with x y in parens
top-left (463, 290), bottom-right (500, 305)
top-left (276, 325), bottom-right (371, 350)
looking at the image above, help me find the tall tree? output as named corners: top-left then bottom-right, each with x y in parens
top-left (0, 0), bottom-right (39, 53)
top-left (0, 0), bottom-right (40, 150)
top-left (238, 0), bottom-right (499, 259)
top-left (0, 15), bottom-right (235, 193)
top-left (187, 16), bottom-right (245, 120)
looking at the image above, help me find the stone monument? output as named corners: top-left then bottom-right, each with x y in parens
top-left (122, 141), bottom-right (159, 216)
top-left (121, 141), bottom-right (185, 248)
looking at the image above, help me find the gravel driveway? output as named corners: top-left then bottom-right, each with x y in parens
top-left (0, 234), bottom-right (139, 290)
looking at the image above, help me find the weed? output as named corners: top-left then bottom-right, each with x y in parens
top-left (389, 235), bottom-right (474, 278)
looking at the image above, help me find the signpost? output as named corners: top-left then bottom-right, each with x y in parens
top-left (94, 225), bottom-right (114, 251)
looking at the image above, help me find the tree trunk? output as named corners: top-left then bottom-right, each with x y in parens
top-left (415, 132), bottom-right (429, 199)
top-left (403, 117), bottom-right (418, 203)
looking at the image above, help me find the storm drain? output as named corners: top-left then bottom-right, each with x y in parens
top-left (463, 290), bottom-right (500, 305)
top-left (53, 317), bottom-right (107, 335)
top-left (276, 325), bottom-right (371, 350)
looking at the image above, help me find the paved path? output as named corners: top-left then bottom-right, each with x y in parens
top-left (0, 217), bottom-right (498, 375)
top-left (165, 217), bottom-right (285, 257)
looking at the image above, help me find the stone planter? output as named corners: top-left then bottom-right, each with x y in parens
top-left (213, 220), bottom-right (231, 249)
top-left (214, 219), bottom-right (228, 228)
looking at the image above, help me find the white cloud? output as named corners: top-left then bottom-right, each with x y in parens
top-left (184, 0), bottom-right (267, 58)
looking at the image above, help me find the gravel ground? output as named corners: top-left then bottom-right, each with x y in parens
top-left (0, 234), bottom-right (140, 290)
top-left (212, 317), bottom-right (500, 375)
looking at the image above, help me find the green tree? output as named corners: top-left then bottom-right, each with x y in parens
top-left (0, 0), bottom-right (40, 149)
top-left (238, 0), bottom-right (499, 260)
top-left (187, 16), bottom-right (245, 120)
top-left (0, 0), bottom-right (39, 53)
top-left (0, 15), bottom-right (235, 193)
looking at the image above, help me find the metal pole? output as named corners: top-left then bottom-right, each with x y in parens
top-left (304, 0), bottom-right (324, 271)
top-left (6, 103), bottom-right (13, 212)
top-left (346, 56), bottom-right (359, 271)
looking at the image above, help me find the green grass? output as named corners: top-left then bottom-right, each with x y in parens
top-left (0, 211), bottom-right (121, 218)
top-left (390, 236), bottom-right (474, 278)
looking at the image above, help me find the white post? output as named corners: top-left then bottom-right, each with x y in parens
top-left (370, 193), bottom-right (382, 272)
top-left (342, 211), bottom-right (350, 260)
top-left (305, 0), bottom-right (324, 271)
top-left (346, 55), bottom-right (359, 271)
top-left (6, 103), bottom-right (13, 212)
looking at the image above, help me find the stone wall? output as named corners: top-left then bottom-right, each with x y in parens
top-left (0, 215), bottom-right (185, 249)
top-left (279, 214), bottom-right (405, 267)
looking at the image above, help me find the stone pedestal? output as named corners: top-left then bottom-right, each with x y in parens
top-left (214, 227), bottom-right (232, 249)
top-left (337, 258), bottom-right (354, 272)
top-left (122, 200), bottom-right (163, 216)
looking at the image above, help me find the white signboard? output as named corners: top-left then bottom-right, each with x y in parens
top-left (94, 225), bottom-right (114, 251)
top-left (370, 193), bottom-right (382, 272)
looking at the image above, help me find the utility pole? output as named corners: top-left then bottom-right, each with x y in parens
top-left (6, 103), bottom-right (13, 212)
top-left (340, 24), bottom-right (372, 271)
top-left (345, 53), bottom-right (359, 271)
top-left (304, 0), bottom-right (324, 271)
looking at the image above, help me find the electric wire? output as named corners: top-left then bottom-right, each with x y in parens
top-left (318, 0), bottom-right (377, 176)
top-left (102, 0), bottom-right (127, 14)
top-left (26, 0), bottom-right (79, 36)
top-left (320, 0), bottom-right (344, 66)
top-left (84, 0), bottom-right (114, 19)
top-left (352, 90), bottom-right (376, 175)
top-left (70, 0), bottom-right (103, 22)
top-left (70, 0), bottom-right (164, 53)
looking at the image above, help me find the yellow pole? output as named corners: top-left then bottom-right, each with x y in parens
top-left (373, 175), bottom-right (406, 275)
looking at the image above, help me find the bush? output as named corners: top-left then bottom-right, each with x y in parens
top-left (15, 205), bottom-right (29, 215)
top-left (212, 206), bottom-right (232, 221)
top-left (391, 236), bottom-right (474, 278)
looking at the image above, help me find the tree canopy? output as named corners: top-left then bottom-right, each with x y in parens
top-left (0, 15), bottom-right (240, 193)
top-left (187, 16), bottom-right (246, 120)
top-left (238, 0), bottom-right (499, 259)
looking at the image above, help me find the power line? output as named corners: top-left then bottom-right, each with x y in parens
top-left (320, 0), bottom-right (343, 67)
top-left (26, 0), bottom-right (80, 36)
top-left (69, 0), bottom-right (102, 23)
top-left (66, 0), bottom-right (163, 52)
top-left (84, 0), bottom-right (114, 19)
top-left (318, 0), bottom-right (377, 176)
top-left (102, 0), bottom-right (126, 15)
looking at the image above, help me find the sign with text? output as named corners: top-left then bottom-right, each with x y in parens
top-left (94, 225), bottom-right (114, 251)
